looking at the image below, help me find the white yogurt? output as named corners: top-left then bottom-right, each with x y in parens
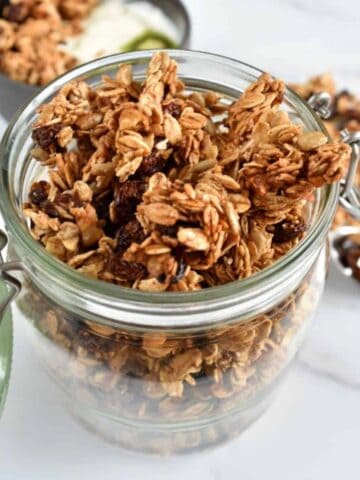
top-left (63, 0), bottom-right (178, 64)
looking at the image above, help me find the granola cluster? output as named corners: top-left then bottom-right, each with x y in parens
top-left (24, 53), bottom-right (351, 291)
top-left (0, 0), bottom-right (98, 85)
top-left (291, 73), bottom-right (360, 281)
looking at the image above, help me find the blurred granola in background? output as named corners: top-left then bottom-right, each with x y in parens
top-left (0, 0), bottom-right (99, 85)
top-left (291, 74), bottom-right (360, 282)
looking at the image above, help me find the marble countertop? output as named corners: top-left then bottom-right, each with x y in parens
top-left (0, 0), bottom-right (359, 478)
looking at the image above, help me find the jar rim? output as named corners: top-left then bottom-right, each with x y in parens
top-left (0, 50), bottom-right (338, 324)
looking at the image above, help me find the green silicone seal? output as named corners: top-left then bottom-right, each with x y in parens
top-left (0, 280), bottom-right (13, 417)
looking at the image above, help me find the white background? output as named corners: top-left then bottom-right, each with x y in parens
top-left (1, 0), bottom-right (360, 478)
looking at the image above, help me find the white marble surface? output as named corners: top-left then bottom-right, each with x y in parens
top-left (0, 0), bottom-right (359, 478)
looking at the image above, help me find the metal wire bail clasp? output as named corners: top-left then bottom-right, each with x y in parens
top-left (338, 130), bottom-right (360, 219)
top-left (308, 92), bottom-right (360, 220)
top-left (0, 229), bottom-right (23, 325)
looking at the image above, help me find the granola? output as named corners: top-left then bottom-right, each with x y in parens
top-left (24, 53), bottom-right (351, 291)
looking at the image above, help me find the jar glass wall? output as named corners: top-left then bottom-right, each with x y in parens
top-left (14, 245), bottom-right (326, 454)
top-left (1, 51), bottom-right (338, 454)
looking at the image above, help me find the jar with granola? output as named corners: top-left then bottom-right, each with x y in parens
top-left (0, 50), bottom-right (359, 454)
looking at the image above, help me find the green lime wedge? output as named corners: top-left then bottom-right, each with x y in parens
top-left (0, 280), bottom-right (13, 418)
top-left (121, 29), bottom-right (178, 53)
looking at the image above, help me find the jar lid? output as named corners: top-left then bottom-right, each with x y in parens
top-left (0, 279), bottom-right (13, 417)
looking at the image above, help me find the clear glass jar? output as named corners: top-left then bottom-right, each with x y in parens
top-left (0, 51), bottom-right (339, 454)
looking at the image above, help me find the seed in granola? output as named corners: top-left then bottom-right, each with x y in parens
top-left (273, 219), bottom-right (307, 243)
top-left (32, 124), bottom-right (63, 151)
top-left (171, 258), bottom-right (187, 284)
top-left (29, 181), bottom-right (50, 206)
top-left (107, 257), bottom-right (147, 281)
top-left (115, 219), bottom-right (145, 254)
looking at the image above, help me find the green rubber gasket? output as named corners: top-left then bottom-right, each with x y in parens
top-left (0, 280), bottom-right (13, 418)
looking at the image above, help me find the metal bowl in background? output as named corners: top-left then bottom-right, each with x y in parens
top-left (0, 0), bottom-right (191, 122)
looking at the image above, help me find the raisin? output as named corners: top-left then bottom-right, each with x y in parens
top-left (115, 219), bottom-right (145, 253)
top-left (157, 273), bottom-right (166, 283)
top-left (273, 218), bottom-right (307, 243)
top-left (335, 237), bottom-right (360, 282)
top-left (163, 102), bottom-right (181, 118)
top-left (41, 200), bottom-right (59, 218)
top-left (159, 221), bottom-right (198, 238)
top-left (32, 124), bottom-right (62, 151)
top-left (93, 192), bottom-right (112, 221)
top-left (158, 225), bottom-right (179, 237)
top-left (107, 257), bottom-right (147, 281)
top-left (54, 192), bottom-right (73, 206)
top-left (77, 329), bottom-right (114, 355)
top-left (29, 181), bottom-right (50, 205)
top-left (113, 180), bottom-right (146, 224)
top-left (5, 3), bottom-right (30, 22)
top-left (136, 152), bottom-right (167, 177)
top-left (171, 258), bottom-right (187, 284)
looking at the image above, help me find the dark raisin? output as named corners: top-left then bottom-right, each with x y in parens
top-left (136, 152), bottom-right (167, 177)
top-left (113, 180), bottom-right (146, 224)
top-left (32, 124), bottom-right (62, 151)
top-left (191, 369), bottom-right (206, 380)
top-left (5, 3), bottom-right (30, 22)
top-left (273, 218), bottom-right (307, 243)
top-left (157, 273), bottom-right (166, 283)
top-left (29, 181), bottom-right (50, 205)
top-left (335, 237), bottom-right (360, 282)
top-left (107, 257), bottom-right (147, 281)
top-left (54, 192), bottom-right (73, 206)
top-left (41, 200), bottom-right (59, 218)
top-left (171, 258), bottom-right (187, 284)
top-left (163, 102), bottom-right (181, 119)
top-left (93, 192), bottom-right (112, 221)
top-left (115, 219), bottom-right (145, 253)
top-left (77, 329), bottom-right (114, 354)
top-left (159, 221), bottom-right (198, 238)
top-left (158, 225), bottom-right (179, 237)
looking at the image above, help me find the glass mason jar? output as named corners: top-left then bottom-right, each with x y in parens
top-left (0, 51), bottom-right (357, 454)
